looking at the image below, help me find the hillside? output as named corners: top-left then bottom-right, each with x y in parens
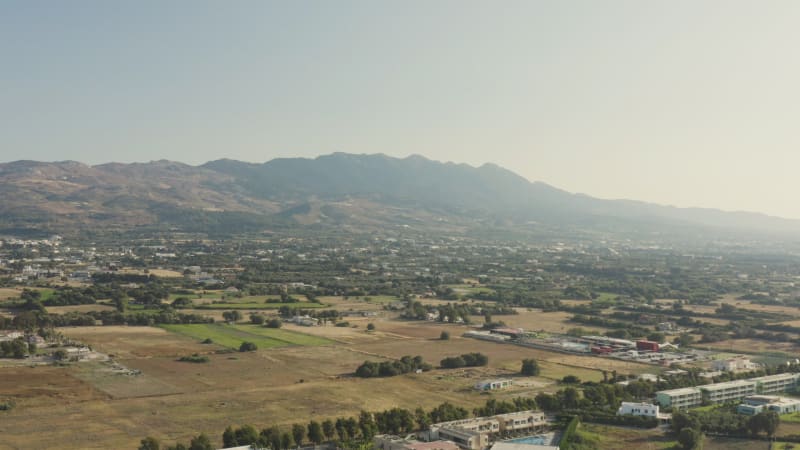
top-left (0, 153), bottom-right (797, 238)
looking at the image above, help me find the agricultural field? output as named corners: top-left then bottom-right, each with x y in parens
top-left (46, 304), bottom-right (116, 314)
top-left (194, 301), bottom-right (326, 310)
top-left (161, 323), bottom-right (335, 349)
top-left (0, 287), bottom-right (23, 301)
top-left (0, 308), bottom-right (660, 450)
top-left (495, 309), bottom-right (612, 334)
top-left (698, 338), bottom-right (800, 356)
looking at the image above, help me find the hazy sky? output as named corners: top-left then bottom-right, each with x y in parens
top-left (3, 1), bottom-right (800, 218)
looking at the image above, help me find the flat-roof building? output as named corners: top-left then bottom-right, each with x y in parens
top-left (656, 387), bottom-right (703, 409)
top-left (752, 373), bottom-right (800, 394)
top-left (657, 373), bottom-right (800, 409)
top-left (425, 411), bottom-right (548, 450)
top-left (618, 402), bottom-right (659, 418)
top-left (737, 395), bottom-right (800, 416)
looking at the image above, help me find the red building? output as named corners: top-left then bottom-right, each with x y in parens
top-left (636, 340), bottom-right (660, 352)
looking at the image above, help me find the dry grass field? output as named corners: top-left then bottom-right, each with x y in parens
top-left (1, 310), bottom-right (653, 449)
top-left (495, 309), bottom-right (612, 334)
top-left (46, 304), bottom-right (117, 314)
top-left (0, 287), bottom-right (23, 301)
top-left (61, 326), bottom-right (222, 358)
top-left (699, 338), bottom-right (800, 355)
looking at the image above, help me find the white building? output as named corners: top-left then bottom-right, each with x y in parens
top-left (617, 402), bottom-right (659, 418)
top-left (737, 395), bottom-right (800, 416)
top-left (712, 357), bottom-right (757, 372)
top-left (656, 373), bottom-right (800, 409)
top-left (474, 379), bottom-right (513, 391)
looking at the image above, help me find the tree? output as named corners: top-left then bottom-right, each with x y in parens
top-left (114, 295), bottom-right (129, 312)
top-left (266, 318), bottom-right (282, 328)
top-left (250, 314), bottom-right (265, 325)
top-left (322, 419), bottom-right (335, 442)
top-left (139, 436), bottom-right (161, 450)
top-left (367, 323), bottom-right (376, 331)
top-left (262, 426), bottom-right (281, 450)
top-left (521, 359), bottom-right (540, 376)
top-left (415, 407), bottom-right (431, 429)
top-left (222, 427), bottom-right (236, 448)
top-left (440, 331), bottom-right (450, 340)
top-left (764, 411), bottom-right (780, 437)
top-left (280, 432), bottom-right (294, 450)
top-left (239, 341), bottom-right (258, 352)
top-left (235, 425), bottom-right (258, 447)
top-left (674, 333), bottom-right (695, 347)
top-left (223, 310), bottom-right (242, 323)
top-left (560, 387), bottom-right (580, 409)
top-left (292, 423), bottom-right (306, 446)
top-left (307, 420), bottom-right (323, 445)
top-left (188, 434), bottom-right (212, 450)
top-left (359, 410), bottom-right (378, 440)
top-left (677, 427), bottom-right (701, 450)
top-left (335, 418), bottom-right (347, 441)
top-left (343, 417), bottom-right (359, 441)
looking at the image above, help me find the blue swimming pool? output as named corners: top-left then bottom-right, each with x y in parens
top-left (505, 435), bottom-right (549, 445)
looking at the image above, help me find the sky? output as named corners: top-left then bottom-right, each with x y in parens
top-left (2, 1), bottom-right (800, 218)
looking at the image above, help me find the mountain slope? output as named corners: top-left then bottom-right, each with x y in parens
top-left (0, 153), bottom-right (797, 238)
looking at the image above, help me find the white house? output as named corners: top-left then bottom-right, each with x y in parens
top-left (617, 402), bottom-right (659, 418)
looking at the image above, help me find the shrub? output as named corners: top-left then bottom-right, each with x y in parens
top-left (239, 342), bottom-right (258, 352)
top-left (179, 354), bottom-right (210, 363)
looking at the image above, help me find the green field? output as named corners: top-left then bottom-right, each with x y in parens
top-left (445, 285), bottom-right (494, 296)
top-left (361, 295), bottom-right (400, 304)
top-left (195, 301), bottom-right (327, 310)
top-left (161, 323), bottom-right (334, 349)
top-left (231, 325), bottom-right (335, 346)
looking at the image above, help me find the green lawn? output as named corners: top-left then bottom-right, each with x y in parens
top-left (161, 323), bottom-right (334, 349)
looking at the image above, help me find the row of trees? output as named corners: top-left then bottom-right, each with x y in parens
top-left (142, 401), bottom-right (473, 450)
top-left (440, 352), bottom-right (488, 369)
top-left (355, 355), bottom-right (432, 378)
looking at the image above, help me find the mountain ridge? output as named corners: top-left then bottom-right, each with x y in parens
top-left (0, 152), bottom-right (797, 238)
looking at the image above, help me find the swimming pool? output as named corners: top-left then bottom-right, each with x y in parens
top-left (505, 435), bottom-right (550, 445)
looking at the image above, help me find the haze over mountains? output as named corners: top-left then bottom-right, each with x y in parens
top-left (0, 152), bottom-right (797, 238)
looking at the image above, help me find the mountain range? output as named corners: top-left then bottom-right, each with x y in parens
top-left (0, 152), bottom-right (797, 239)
